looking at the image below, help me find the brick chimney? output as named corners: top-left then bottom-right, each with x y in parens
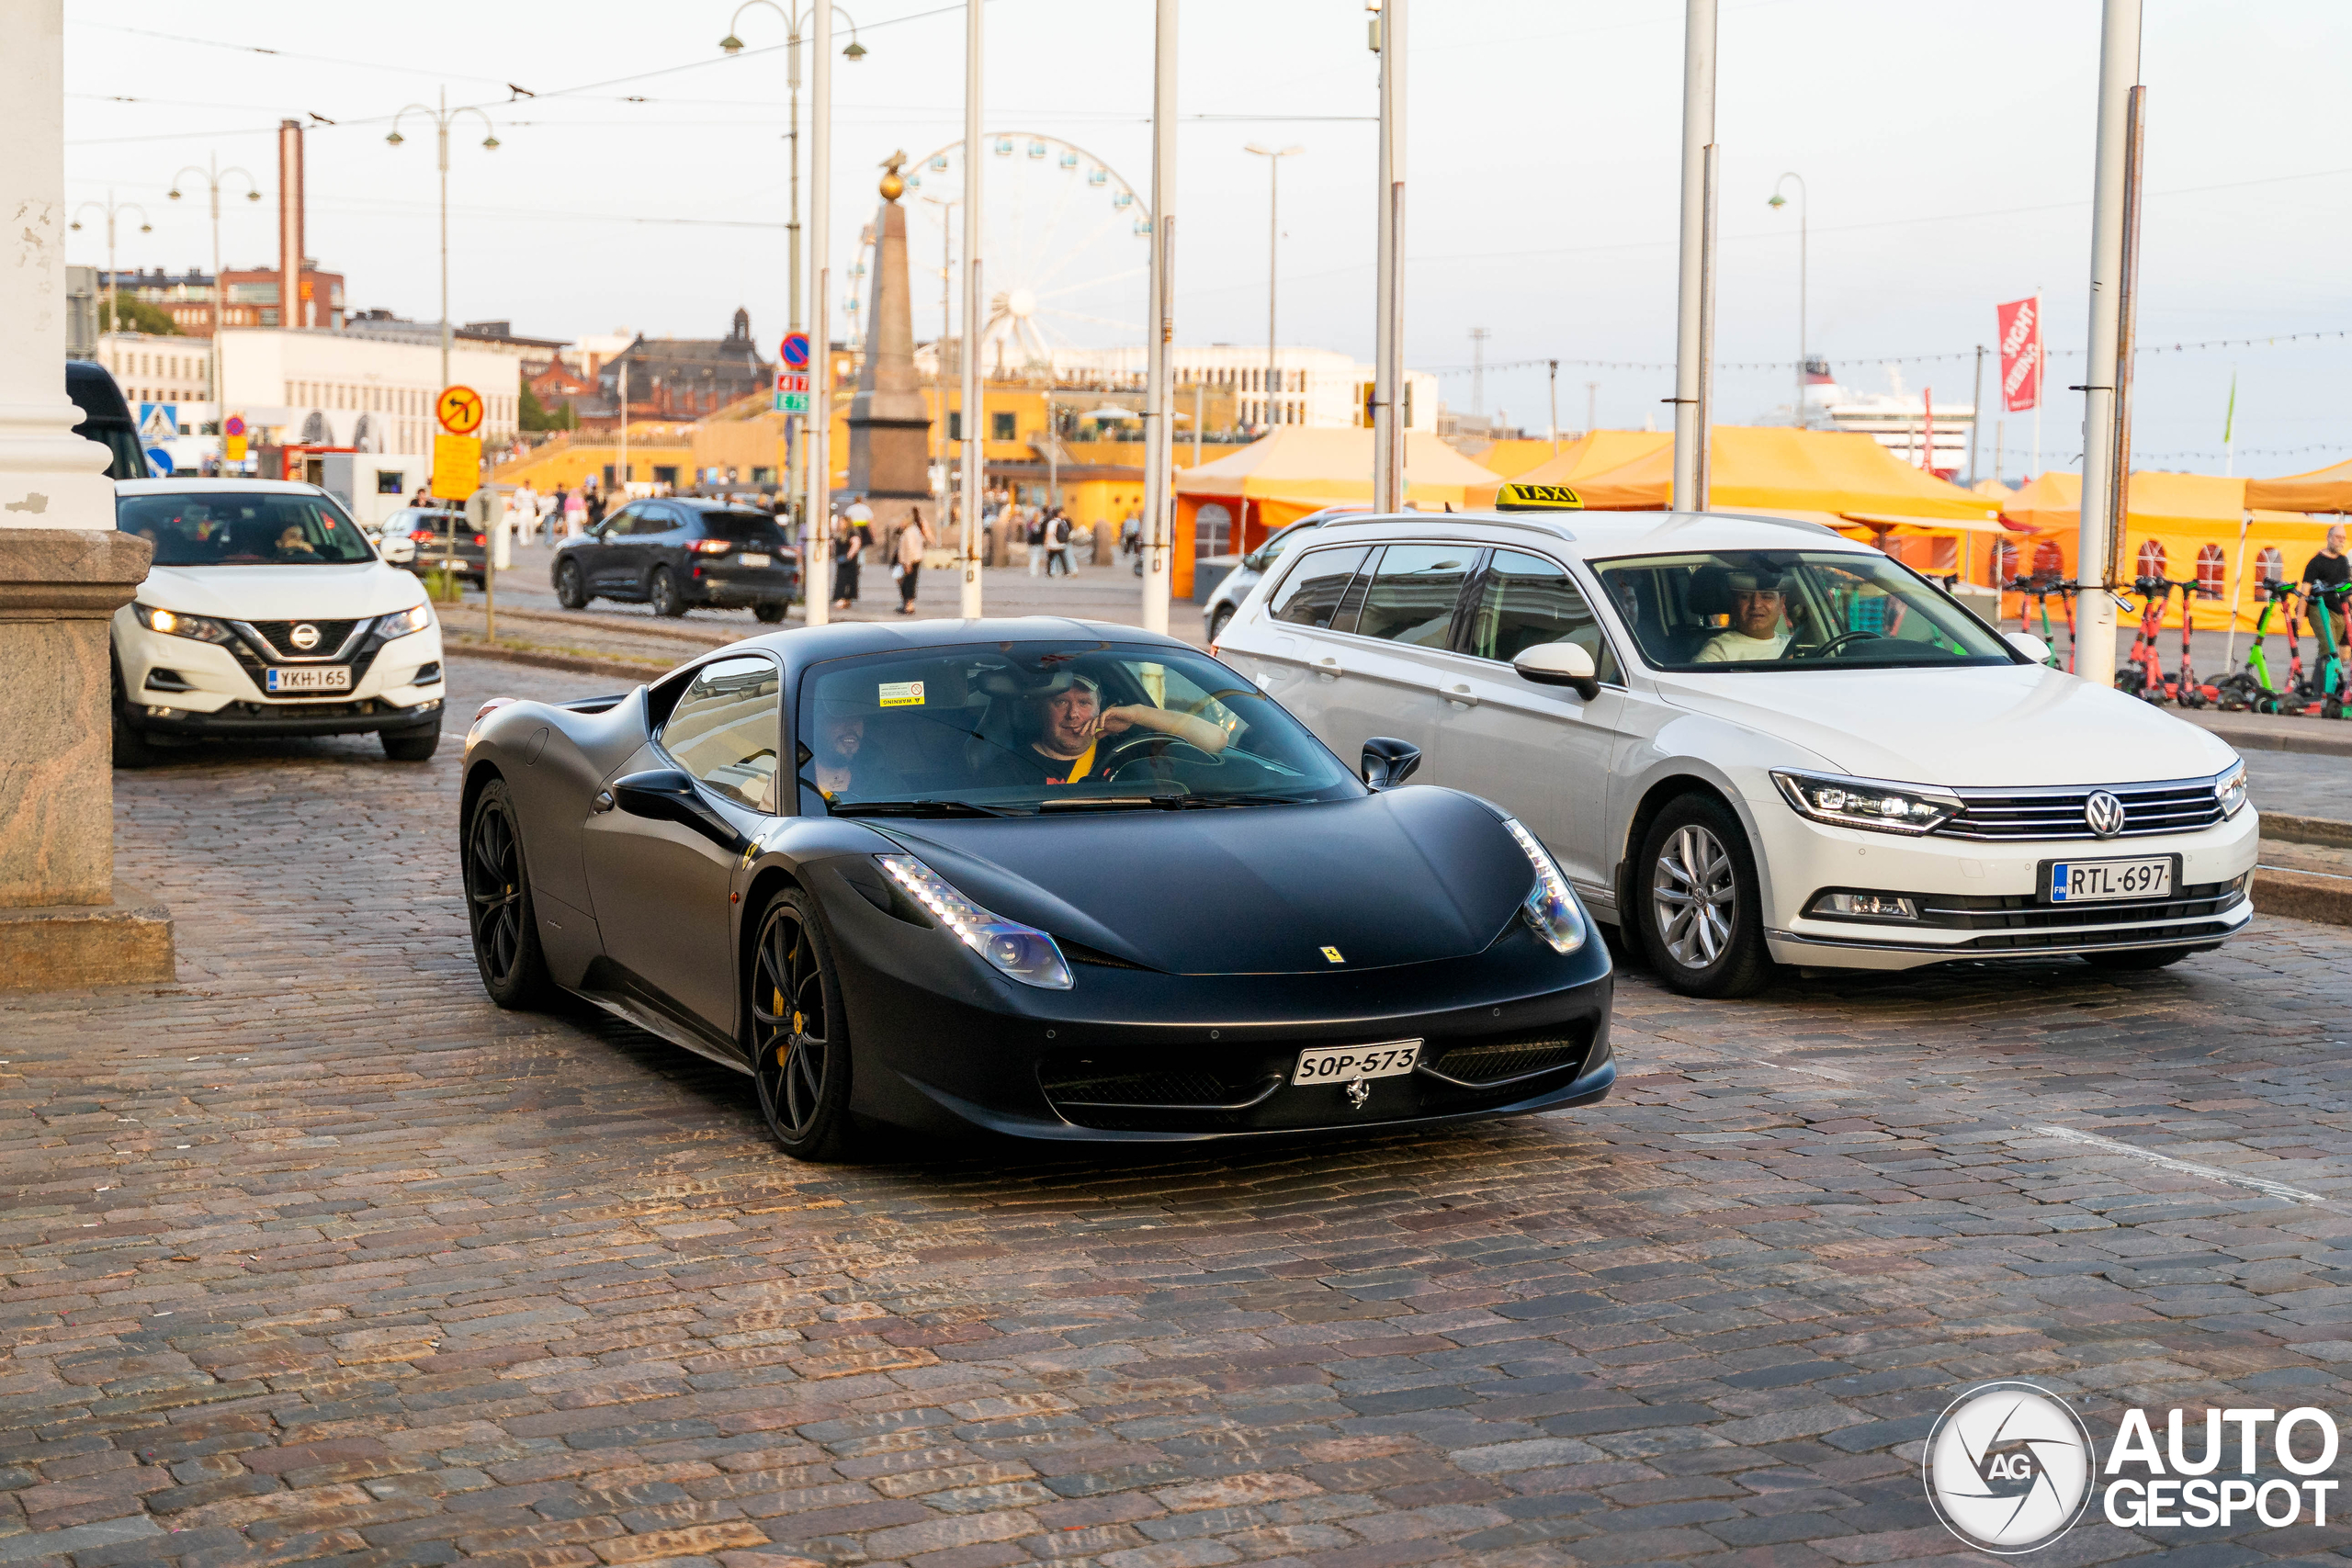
top-left (277, 118), bottom-right (303, 329)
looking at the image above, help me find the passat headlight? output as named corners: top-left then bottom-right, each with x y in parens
top-left (2214, 760), bottom-right (2249, 818)
top-left (377, 604), bottom-right (434, 638)
top-left (1498, 816), bottom-right (1587, 955)
top-left (132, 603), bottom-right (236, 644)
top-left (877, 853), bottom-right (1073, 989)
top-left (1771, 770), bottom-right (1960, 836)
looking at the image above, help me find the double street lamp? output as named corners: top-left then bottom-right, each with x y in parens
top-left (387, 88), bottom-right (501, 393)
top-left (1243, 142), bottom-right (1302, 434)
top-left (167, 155), bottom-right (262, 443)
top-left (70, 192), bottom-right (151, 337)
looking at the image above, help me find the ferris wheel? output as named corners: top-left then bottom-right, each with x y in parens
top-left (894, 134), bottom-right (1151, 373)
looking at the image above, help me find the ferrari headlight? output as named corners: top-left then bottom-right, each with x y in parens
top-left (1771, 769), bottom-right (1960, 836)
top-left (377, 604), bottom-right (434, 638)
top-left (132, 603), bottom-right (236, 644)
top-left (2214, 760), bottom-right (2249, 818)
top-left (877, 853), bottom-right (1072, 989)
top-left (1499, 816), bottom-right (1587, 955)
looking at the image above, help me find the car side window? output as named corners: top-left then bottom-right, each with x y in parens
top-left (659, 654), bottom-right (783, 812)
top-left (1352, 544), bottom-right (1476, 648)
top-left (600, 503), bottom-right (643, 536)
top-left (1267, 545), bottom-right (1370, 630)
top-left (1467, 549), bottom-right (1622, 684)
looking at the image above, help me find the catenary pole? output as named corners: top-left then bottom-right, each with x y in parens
top-left (1139, 0), bottom-right (1176, 633)
top-left (1671, 0), bottom-right (1716, 511)
top-left (1969, 344), bottom-right (1984, 485)
top-left (1371, 0), bottom-right (1407, 513)
top-left (959, 0), bottom-right (983, 616)
top-left (2074, 0), bottom-right (2143, 689)
top-left (805, 0), bottom-right (833, 623)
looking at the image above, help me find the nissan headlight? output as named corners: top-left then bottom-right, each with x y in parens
top-left (1499, 816), bottom-right (1588, 955)
top-left (2214, 760), bottom-right (2249, 818)
top-left (1772, 770), bottom-right (1960, 836)
top-left (377, 604), bottom-right (434, 638)
top-left (132, 604), bottom-right (236, 645)
top-left (878, 853), bottom-right (1072, 989)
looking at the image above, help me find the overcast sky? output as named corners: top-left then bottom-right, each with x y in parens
top-left (63, 0), bottom-right (2352, 476)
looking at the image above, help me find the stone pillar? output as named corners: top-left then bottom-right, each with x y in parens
top-left (0, 0), bottom-right (174, 989)
top-left (843, 157), bottom-right (935, 541)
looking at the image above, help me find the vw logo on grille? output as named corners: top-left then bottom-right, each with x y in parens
top-left (288, 623), bottom-right (321, 651)
top-left (2084, 790), bottom-right (2127, 838)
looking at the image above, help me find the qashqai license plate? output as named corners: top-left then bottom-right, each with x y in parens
top-left (265, 665), bottom-right (351, 694)
top-left (1292, 1040), bottom-right (1421, 1087)
top-left (2047, 855), bottom-right (2174, 903)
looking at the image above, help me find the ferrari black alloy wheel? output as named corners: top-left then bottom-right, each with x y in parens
top-left (750, 889), bottom-right (855, 1159)
top-left (465, 780), bottom-right (552, 1008)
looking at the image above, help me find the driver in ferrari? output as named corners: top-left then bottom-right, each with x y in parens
top-left (988, 671), bottom-right (1227, 786)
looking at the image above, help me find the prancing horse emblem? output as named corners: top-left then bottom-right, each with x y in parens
top-left (1346, 1077), bottom-right (1371, 1110)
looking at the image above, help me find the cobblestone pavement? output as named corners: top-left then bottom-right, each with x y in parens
top-left (8, 655), bottom-right (2352, 1568)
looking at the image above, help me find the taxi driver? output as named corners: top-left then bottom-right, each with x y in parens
top-left (996, 672), bottom-right (1227, 785)
top-left (1695, 570), bottom-right (1793, 662)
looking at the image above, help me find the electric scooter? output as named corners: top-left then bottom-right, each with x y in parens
top-left (2007, 574), bottom-right (2079, 671)
top-left (2219, 579), bottom-right (2302, 713)
top-left (2117, 575), bottom-right (2172, 702)
top-left (2166, 574), bottom-right (2222, 708)
top-left (2308, 581), bottom-right (2352, 719)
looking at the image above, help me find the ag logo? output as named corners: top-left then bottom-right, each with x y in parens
top-left (1924, 1381), bottom-right (2096, 1554)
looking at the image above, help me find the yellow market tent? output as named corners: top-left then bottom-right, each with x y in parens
top-left (1562, 426), bottom-right (2007, 528)
top-left (2246, 458), bottom-right (2352, 514)
top-left (1465, 430), bottom-right (1674, 501)
top-left (1170, 428), bottom-right (1503, 597)
top-left (1469, 438), bottom-right (1575, 480)
top-left (1996, 470), bottom-right (2324, 630)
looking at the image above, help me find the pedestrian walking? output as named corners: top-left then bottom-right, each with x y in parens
top-left (1119, 509), bottom-right (1142, 558)
top-left (1026, 509), bottom-right (1046, 576)
top-left (537, 486), bottom-right (559, 544)
top-left (832, 504), bottom-right (867, 609)
top-left (586, 486), bottom-right (607, 530)
top-left (564, 488), bottom-right (588, 537)
top-left (1046, 509), bottom-right (1075, 577)
top-left (894, 509), bottom-right (930, 615)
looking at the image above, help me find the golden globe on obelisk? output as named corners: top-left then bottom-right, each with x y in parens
top-left (843, 152), bottom-right (935, 540)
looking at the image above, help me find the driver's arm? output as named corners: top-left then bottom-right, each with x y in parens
top-left (1100, 704), bottom-right (1228, 754)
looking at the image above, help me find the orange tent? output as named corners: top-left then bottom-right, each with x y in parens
top-left (1466, 430), bottom-right (1674, 501)
top-left (1469, 438), bottom-right (1575, 480)
top-left (1995, 470), bottom-right (2324, 629)
top-left (2246, 458), bottom-right (2352, 513)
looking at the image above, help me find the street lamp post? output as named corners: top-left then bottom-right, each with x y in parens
top-left (719, 1), bottom-right (870, 625)
top-left (1368, 0), bottom-right (1406, 513)
top-left (1243, 143), bottom-right (1302, 435)
top-left (166, 155), bottom-right (262, 450)
top-left (1768, 172), bottom-right (1807, 427)
top-left (386, 88), bottom-right (500, 394)
top-left (921, 191), bottom-right (957, 545)
top-left (70, 192), bottom-right (151, 339)
top-left (959, 0), bottom-right (983, 617)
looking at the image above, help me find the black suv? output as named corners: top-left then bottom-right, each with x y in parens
top-left (552, 498), bottom-right (800, 620)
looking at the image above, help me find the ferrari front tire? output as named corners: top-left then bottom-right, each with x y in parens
top-left (464, 779), bottom-right (554, 1009)
top-left (749, 888), bottom-right (857, 1160)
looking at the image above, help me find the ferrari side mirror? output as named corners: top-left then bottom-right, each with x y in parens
top-left (612, 768), bottom-right (698, 821)
top-left (1361, 736), bottom-right (1421, 790)
top-left (1512, 640), bottom-right (1600, 701)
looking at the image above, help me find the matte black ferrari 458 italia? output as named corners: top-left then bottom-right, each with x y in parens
top-left (459, 618), bottom-right (1614, 1158)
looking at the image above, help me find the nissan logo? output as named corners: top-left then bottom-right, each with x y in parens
top-left (288, 623), bottom-right (321, 651)
top-left (2085, 790), bottom-right (2127, 838)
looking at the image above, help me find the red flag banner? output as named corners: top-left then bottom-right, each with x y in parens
top-left (1996, 296), bottom-right (2042, 413)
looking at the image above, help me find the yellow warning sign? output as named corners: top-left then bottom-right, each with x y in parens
top-left (1494, 481), bottom-right (1584, 513)
top-left (431, 433), bottom-right (481, 501)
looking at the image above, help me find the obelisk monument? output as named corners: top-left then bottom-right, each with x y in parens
top-left (844, 152), bottom-right (934, 536)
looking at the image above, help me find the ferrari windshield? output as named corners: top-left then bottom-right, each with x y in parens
top-left (1591, 549), bottom-right (2016, 671)
top-left (797, 642), bottom-right (1362, 815)
top-left (120, 491), bottom-right (376, 567)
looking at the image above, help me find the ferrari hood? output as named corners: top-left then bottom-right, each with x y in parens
top-left (876, 788), bottom-right (1533, 976)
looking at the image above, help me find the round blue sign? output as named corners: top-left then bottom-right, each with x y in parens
top-left (779, 333), bottom-right (811, 370)
top-left (144, 447), bottom-right (175, 476)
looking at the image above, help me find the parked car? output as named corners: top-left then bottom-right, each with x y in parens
top-left (552, 497), bottom-right (800, 620)
top-left (384, 505), bottom-right (484, 585)
top-left (459, 619), bottom-right (1614, 1158)
top-left (111, 479), bottom-right (447, 765)
top-left (67, 359), bottom-right (150, 480)
top-left (1201, 506), bottom-right (1366, 645)
top-left (1215, 509), bottom-right (2256, 998)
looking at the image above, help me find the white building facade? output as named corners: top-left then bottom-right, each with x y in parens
top-left (1052, 344), bottom-right (1437, 434)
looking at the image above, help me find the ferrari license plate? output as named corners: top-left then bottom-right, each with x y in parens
top-left (265, 665), bottom-right (351, 694)
top-left (2047, 855), bottom-right (2174, 903)
top-left (1292, 1040), bottom-right (1421, 1087)
top-left (738, 552), bottom-right (772, 568)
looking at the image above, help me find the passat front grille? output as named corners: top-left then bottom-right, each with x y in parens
top-left (1937, 778), bottom-right (2225, 841)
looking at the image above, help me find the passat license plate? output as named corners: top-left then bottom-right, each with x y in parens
top-left (2048, 856), bottom-right (2174, 903)
top-left (265, 665), bottom-right (351, 694)
top-left (738, 552), bottom-right (772, 568)
top-left (1292, 1040), bottom-right (1421, 1087)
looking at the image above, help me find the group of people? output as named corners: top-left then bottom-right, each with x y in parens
top-left (1023, 507), bottom-right (1081, 578)
top-left (825, 499), bottom-right (932, 616)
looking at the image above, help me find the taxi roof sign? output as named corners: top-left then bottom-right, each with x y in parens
top-left (1493, 481), bottom-right (1584, 513)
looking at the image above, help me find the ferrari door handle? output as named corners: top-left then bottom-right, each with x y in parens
top-left (592, 790), bottom-right (616, 813)
top-left (1445, 683), bottom-right (1478, 708)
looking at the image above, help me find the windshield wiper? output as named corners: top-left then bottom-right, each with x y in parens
top-left (827, 798), bottom-right (1010, 818)
top-left (1038, 793), bottom-right (1188, 812)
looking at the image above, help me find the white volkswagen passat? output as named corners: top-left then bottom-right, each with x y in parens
top-left (113, 479), bottom-right (447, 766)
top-left (1214, 510), bottom-right (2256, 998)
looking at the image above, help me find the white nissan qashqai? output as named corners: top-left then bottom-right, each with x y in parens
top-left (1215, 508), bottom-right (2257, 998)
top-left (112, 479), bottom-right (447, 767)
